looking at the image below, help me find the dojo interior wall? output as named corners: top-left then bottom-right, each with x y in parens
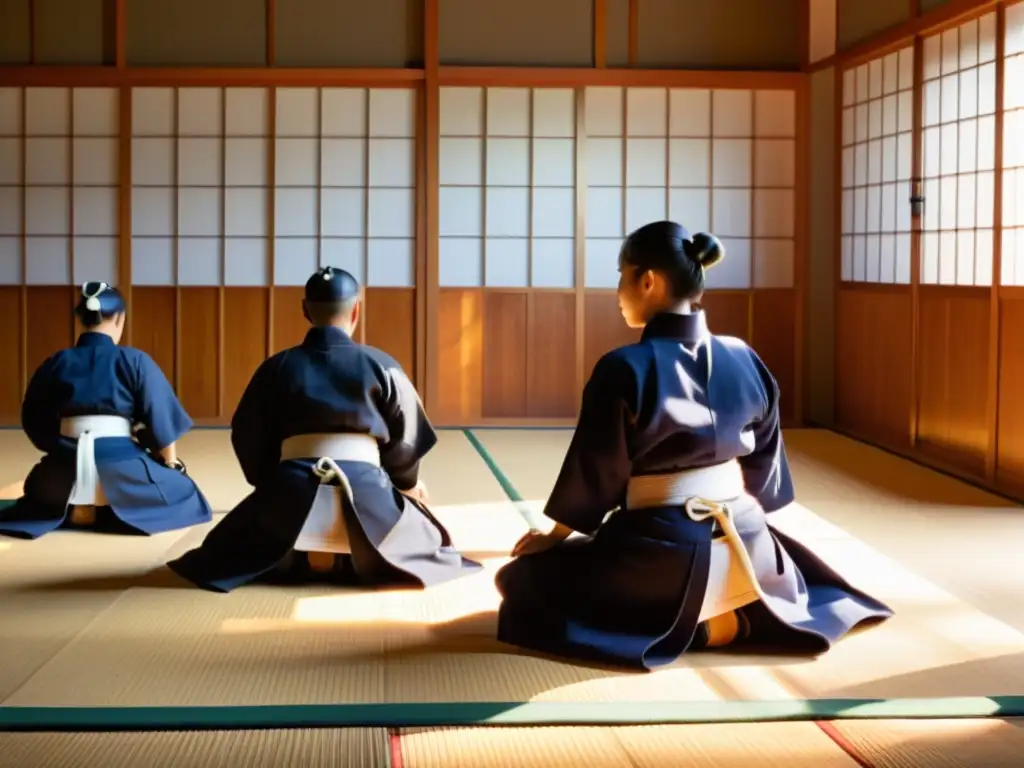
top-left (823, 0), bottom-right (1024, 501)
top-left (0, 0), bottom-right (807, 429)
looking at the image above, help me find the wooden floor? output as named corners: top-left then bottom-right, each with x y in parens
top-left (0, 427), bottom-right (1022, 767)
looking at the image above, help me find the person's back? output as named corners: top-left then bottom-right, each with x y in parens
top-left (493, 222), bottom-right (892, 670)
top-left (0, 282), bottom-right (213, 539)
top-left (167, 266), bottom-right (481, 592)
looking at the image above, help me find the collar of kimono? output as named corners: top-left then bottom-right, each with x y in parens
top-left (303, 325), bottom-right (355, 349)
top-left (641, 311), bottom-right (710, 344)
top-left (76, 331), bottom-right (116, 348)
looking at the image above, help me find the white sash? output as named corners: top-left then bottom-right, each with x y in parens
top-left (60, 415), bottom-right (132, 506)
top-left (626, 461), bottom-right (760, 623)
top-left (280, 433), bottom-right (382, 556)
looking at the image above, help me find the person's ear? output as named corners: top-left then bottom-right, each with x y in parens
top-left (350, 299), bottom-right (361, 327)
top-left (301, 300), bottom-right (313, 325)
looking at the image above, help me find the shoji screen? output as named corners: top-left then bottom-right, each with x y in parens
top-left (1002, 3), bottom-right (1024, 285)
top-left (128, 85), bottom-right (418, 424)
top-left (438, 86), bottom-right (576, 290)
top-left (0, 86), bottom-right (120, 421)
top-left (581, 85), bottom-right (799, 418)
top-left (436, 86), bottom-right (580, 422)
top-left (272, 87), bottom-right (417, 374)
top-left (840, 47), bottom-right (915, 284)
top-left (920, 13), bottom-right (998, 286)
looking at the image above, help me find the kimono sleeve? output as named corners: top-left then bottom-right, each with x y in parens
top-left (542, 352), bottom-right (636, 536)
top-left (132, 352), bottom-right (193, 450)
top-left (378, 363), bottom-right (437, 491)
top-left (20, 358), bottom-right (59, 453)
top-left (739, 348), bottom-right (795, 512)
top-left (230, 357), bottom-right (281, 488)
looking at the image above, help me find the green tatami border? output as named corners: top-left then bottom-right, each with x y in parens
top-left (2, 698), bottom-right (1024, 732)
top-left (1, 429), bottom-right (1021, 731)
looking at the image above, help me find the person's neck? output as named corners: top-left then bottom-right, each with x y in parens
top-left (83, 326), bottom-right (117, 341)
top-left (325, 321), bottom-right (355, 337)
top-left (649, 300), bottom-right (693, 319)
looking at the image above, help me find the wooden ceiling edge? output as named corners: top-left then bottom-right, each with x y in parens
top-left (805, 0), bottom-right (1001, 73)
top-left (0, 66), bottom-right (807, 90)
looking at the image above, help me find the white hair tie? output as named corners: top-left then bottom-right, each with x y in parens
top-left (82, 282), bottom-right (107, 312)
top-left (322, 267), bottom-right (332, 281)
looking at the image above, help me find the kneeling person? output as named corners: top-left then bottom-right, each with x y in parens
top-left (0, 282), bottom-right (213, 539)
top-left (168, 267), bottom-right (482, 591)
top-left (494, 222), bottom-right (893, 670)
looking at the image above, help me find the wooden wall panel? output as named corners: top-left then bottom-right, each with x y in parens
top-left (527, 292), bottom-right (577, 418)
top-left (752, 290), bottom-right (797, 425)
top-left (364, 288), bottom-right (416, 379)
top-left (177, 288), bottom-right (219, 420)
top-left (24, 287), bottom-right (74, 379)
top-left (129, 287), bottom-right (177, 387)
top-left (915, 288), bottom-right (990, 477)
top-left (997, 297), bottom-right (1024, 492)
top-left (700, 292), bottom-right (750, 341)
top-left (435, 289), bottom-right (483, 425)
top-left (636, 0), bottom-right (802, 69)
top-left (583, 292), bottom-right (640, 381)
top-left (481, 292), bottom-right (528, 419)
top-left (222, 288), bottom-right (268, 421)
top-left (0, 287), bottom-right (23, 421)
top-left (270, 287), bottom-right (308, 356)
top-left (835, 288), bottom-right (914, 450)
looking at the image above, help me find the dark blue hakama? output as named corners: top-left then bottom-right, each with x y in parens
top-left (495, 312), bottom-right (893, 670)
top-left (0, 332), bottom-right (213, 539)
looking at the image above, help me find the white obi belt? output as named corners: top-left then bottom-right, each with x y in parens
top-left (626, 460), bottom-right (762, 623)
top-left (60, 415), bottom-right (133, 508)
top-left (279, 433), bottom-right (382, 556)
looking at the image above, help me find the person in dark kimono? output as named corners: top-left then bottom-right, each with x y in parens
top-left (0, 282), bottom-right (213, 539)
top-left (494, 221), bottom-right (893, 670)
top-left (167, 266), bottom-right (481, 592)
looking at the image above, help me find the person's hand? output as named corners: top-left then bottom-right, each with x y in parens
top-left (511, 529), bottom-right (561, 557)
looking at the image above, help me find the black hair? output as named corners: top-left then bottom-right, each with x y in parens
top-left (303, 267), bottom-right (361, 326)
top-left (618, 221), bottom-right (724, 301)
top-left (74, 281), bottom-right (126, 329)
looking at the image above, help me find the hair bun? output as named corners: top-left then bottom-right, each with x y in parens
top-left (686, 232), bottom-right (724, 269)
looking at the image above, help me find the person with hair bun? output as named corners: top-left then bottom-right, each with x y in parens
top-left (494, 221), bottom-right (892, 670)
top-left (0, 281), bottom-right (213, 539)
top-left (167, 266), bottom-right (481, 592)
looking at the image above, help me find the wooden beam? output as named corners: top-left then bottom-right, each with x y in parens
top-left (794, 77), bottom-right (809, 426)
top-left (908, 36), bottom-right (924, 448)
top-left (115, 0), bottom-right (126, 68)
top-left (437, 67), bottom-right (805, 89)
top-left (0, 67), bottom-right (424, 87)
top-left (594, 0), bottom-right (607, 68)
top-left (800, 0), bottom-right (812, 69)
top-left (808, 0), bottom-right (999, 72)
top-left (985, 4), bottom-right (1006, 482)
top-left (830, 66), bottom-right (842, 429)
top-left (627, 0), bottom-right (638, 66)
top-left (266, 0), bottom-right (276, 67)
top-left (264, 0), bottom-right (276, 357)
top-left (117, 87), bottom-right (132, 342)
top-left (422, 0), bottom-right (439, 412)
top-left (573, 87), bottom-right (586, 408)
top-left (115, 0), bottom-right (129, 343)
top-left (28, 0), bottom-right (36, 65)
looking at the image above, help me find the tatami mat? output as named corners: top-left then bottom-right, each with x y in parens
top-left (0, 429), bottom-right (524, 707)
top-left (397, 722), bottom-right (860, 768)
top-left (2, 720), bottom-right (1021, 767)
top-left (0, 728), bottom-right (390, 768)
top-left (1, 427), bottom-right (1023, 719)
top-left (832, 718), bottom-right (1024, 768)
